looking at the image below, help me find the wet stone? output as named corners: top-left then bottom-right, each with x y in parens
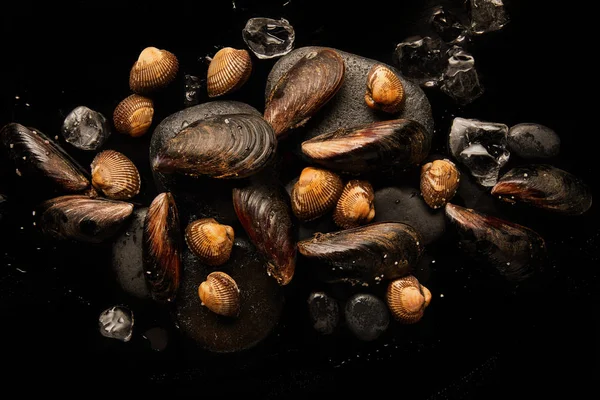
top-left (144, 327), bottom-right (168, 351)
top-left (440, 47), bottom-right (483, 105)
top-left (184, 74), bottom-right (202, 107)
top-left (242, 17), bottom-right (295, 59)
top-left (430, 6), bottom-right (469, 45)
top-left (394, 36), bottom-right (448, 88)
top-left (99, 306), bottom-right (134, 342)
top-left (449, 117), bottom-right (509, 187)
top-left (307, 292), bottom-right (340, 335)
top-left (61, 106), bottom-right (111, 151)
top-left (507, 123), bottom-right (560, 159)
top-left (344, 293), bottom-right (389, 342)
top-left (468, 0), bottom-right (510, 35)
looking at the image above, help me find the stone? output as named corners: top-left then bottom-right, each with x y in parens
top-left (440, 47), bottom-right (484, 105)
top-left (468, 0), bottom-right (510, 35)
top-left (242, 17), bottom-right (295, 59)
top-left (344, 293), bottom-right (389, 342)
top-left (507, 123), bottom-right (560, 159)
top-left (143, 327), bottom-right (168, 351)
top-left (99, 306), bottom-right (134, 342)
top-left (307, 292), bottom-right (340, 335)
top-left (61, 106), bottom-right (110, 151)
top-left (394, 36), bottom-right (448, 88)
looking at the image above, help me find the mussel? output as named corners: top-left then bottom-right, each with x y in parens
top-left (291, 167), bottom-right (343, 221)
top-left (445, 203), bottom-right (546, 282)
top-left (0, 123), bottom-right (92, 194)
top-left (232, 184), bottom-right (296, 285)
top-left (264, 48), bottom-right (345, 137)
top-left (113, 94), bottom-right (154, 137)
top-left (207, 47), bottom-right (252, 97)
top-left (297, 222), bottom-right (423, 285)
top-left (420, 159), bottom-right (460, 209)
top-left (37, 195), bottom-right (133, 243)
top-left (185, 218), bottom-right (234, 266)
top-left (198, 271), bottom-right (241, 317)
top-left (491, 164), bottom-right (592, 215)
top-left (365, 64), bottom-right (405, 114)
top-left (129, 47), bottom-right (179, 94)
top-left (301, 119), bottom-right (431, 174)
top-left (153, 114), bottom-right (276, 179)
top-left (333, 180), bottom-right (375, 229)
top-left (386, 275), bottom-right (431, 324)
top-left (143, 193), bottom-right (182, 302)
top-left (91, 150), bottom-right (140, 200)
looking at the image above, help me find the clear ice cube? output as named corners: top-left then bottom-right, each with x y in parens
top-left (430, 6), bottom-right (469, 45)
top-left (468, 0), bottom-right (509, 35)
top-left (99, 306), bottom-right (133, 342)
top-left (61, 106), bottom-right (110, 151)
top-left (440, 46), bottom-right (484, 105)
top-left (394, 35), bottom-right (448, 88)
top-left (449, 117), bottom-right (510, 187)
top-left (242, 18), bottom-right (295, 59)
top-left (184, 74), bottom-right (202, 107)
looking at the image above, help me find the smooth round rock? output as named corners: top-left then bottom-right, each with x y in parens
top-left (174, 236), bottom-right (284, 353)
top-left (111, 207), bottom-right (151, 300)
top-left (265, 46), bottom-right (434, 143)
top-left (143, 327), bottom-right (168, 351)
top-left (373, 186), bottom-right (446, 245)
top-left (507, 123), bottom-right (560, 159)
top-left (307, 292), bottom-right (340, 335)
top-left (344, 293), bottom-right (389, 341)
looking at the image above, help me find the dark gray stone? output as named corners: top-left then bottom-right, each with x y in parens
top-left (143, 327), bottom-right (168, 351)
top-left (307, 292), bottom-right (340, 335)
top-left (265, 46), bottom-right (434, 143)
top-left (111, 207), bottom-right (151, 300)
top-left (507, 123), bottom-right (560, 159)
top-left (373, 186), bottom-right (446, 245)
top-left (344, 293), bottom-right (389, 341)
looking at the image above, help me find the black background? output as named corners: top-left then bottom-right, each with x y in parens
top-left (0, 0), bottom-right (597, 397)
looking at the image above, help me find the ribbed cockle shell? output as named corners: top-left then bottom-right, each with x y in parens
top-left (185, 218), bottom-right (234, 266)
top-left (420, 159), bottom-right (460, 209)
top-left (91, 150), bottom-right (140, 200)
top-left (198, 271), bottom-right (241, 317)
top-left (129, 47), bottom-right (179, 94)
top-left (365, 64), bottom-right (405, 114)
top-left (113, 95), bottom-right (154, 137)
top-left (291, 167), bottom-right (343, 221)
top-left (207, 47), bottom-right (252, 97)
top-left (333, 180), bottom-right (375, 229)
top-left (386, 275), bottom-right (431, 324)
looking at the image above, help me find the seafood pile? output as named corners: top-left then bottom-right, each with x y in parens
top-left (0, 18), bottom-right (592, 354)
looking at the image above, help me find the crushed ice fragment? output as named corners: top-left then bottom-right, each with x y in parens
top-left (307, 292), bottom-right (339, 335)
top-left (468, 0), bottom-right (509, 35)
top-left (440, 47), bottom-right (484, 104)
top-left (242, 18), bottom-right (295, 59)
top-left (394, 35), bottom-right (447, 88)
top-left (61, 106), bottom-right (111, 151)
top-left (99, 306), bottom-right (134, 342)
top-left (184, 74), bottom-right (202, 107)
top-left (430, 6), bottom-right (469, 44)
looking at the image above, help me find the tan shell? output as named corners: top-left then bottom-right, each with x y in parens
top-left (420, 159), bottom-right (460, 209)
top-left (291, 167), bottom-right (343, 221)
top-left (185, 218), bottom-right (234, 266)
top-left (365, 64), bottom-right (405, 114)
top-left (113, 94), bottom-right (154, 137)
top-left (207, 47), bottom-right (252, 97)
top-left (91, 150), bottom-right (141, 200)
top-left (198, 271), bottom-right (240, 317)
top-left (129, 47), bottom-right (179, 94)
top-left (333, 180), bottom-right (375, 229)
top-left (386, 275), bottom-right (431, 324)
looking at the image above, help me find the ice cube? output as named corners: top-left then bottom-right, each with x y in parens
top-left (61, 106), bottom-right (110, 151)
top-left (394, 35), bottom-right (448, 88)
top-left (184, 74), bottom-right (202, 107)
top-left (429, 6), bottom-right (469, 45)
top-left (468, 0), bottom-right (509, 35)
top-left (242, 18), bottom-right (295, 59)
top-left (449, 117), bottom-right (509, 187)
top-left (440, 46), bottom-right (484, 105)
top-left (99, 306), bottom-right (133, 342)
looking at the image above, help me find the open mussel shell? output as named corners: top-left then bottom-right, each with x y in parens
top-left (143, 192), bottom-right (182, 303)
top-left (113, 94), bottom-right (154, 137)
top-left (232, 183), bottom-right (296, 285)
top-left (365, 64), bottom-right (405, 114)
top-left (198, 271), bottom-right (241, 317)
top-left (491, 164), bottom-right (592, 215)
top-left (445, 203), bottom-right (546, 282)
top-left (333, 180), bottom-right (375, 229)
top-left (37, 195), bottom-right (133, 243)
top-left (301, 119), bottom-right (431, 174)
top-left (420, 159), bottom-right (460, 209)
top-left (0, 123), bottom-right (91, 194)
top-left (264, 48), bottom-right (345, 137)
top-left (153, 113), bottom-right (276, 179)
top-left (386, 275), bottom-right (431, 324)
top-left (91, 150), bottom-right (140, 200)
top-left (297, 222), bottom-right (423, 285)
top-left (207, 47), bottom-right (252, 98)
top-left (291, 167), bottom-right (343, 222)
top-left (185, 218), bottom-right (234, 266)
top-left (129, 47), bottom-right (179, 94)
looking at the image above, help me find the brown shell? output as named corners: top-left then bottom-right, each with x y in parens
top-left (185, 218), bottom-right (234, 266)
top-left (207, 47), bottom-right (252, 97)
top-left (198, 271), bottom-right (241, 317)
top-left (91, 150), bottom-right (140, 200)
top-left (291, 167), bottom-right (343, 221)
top-left (386, 275), bottom-right (430, 324)
top-left (333, 180), bottom-right (375, 229)
top-left (113, 94), bottom-right (154, 137)
top-left (420, 159), bottom-right (460, 209)
top-left (129, 47), bottom-right (179, 94)
top-left (365, 64), bottom-right (405, 114)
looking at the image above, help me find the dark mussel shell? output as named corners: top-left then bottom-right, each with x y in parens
top-left (264, 48), bottom-right (345, 137)
top-left (301, 119), bottom-right (431, 174)
top-left (0, 123), bottom-right (91, 194)
top-left (297, 222), bottom-right (423, 285)
top-left (232, 184), bottom-right (296, 285)
top-left (37, 195), bottom-right (133, 243)
top-left (491, 164), bottom-right (592, 215)
top-left (143, 193), bottom-right (182, 303)
top-left (153, 114), bottom-right (276, 179)
top-left (445, 203), bottom-right (546, 282)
